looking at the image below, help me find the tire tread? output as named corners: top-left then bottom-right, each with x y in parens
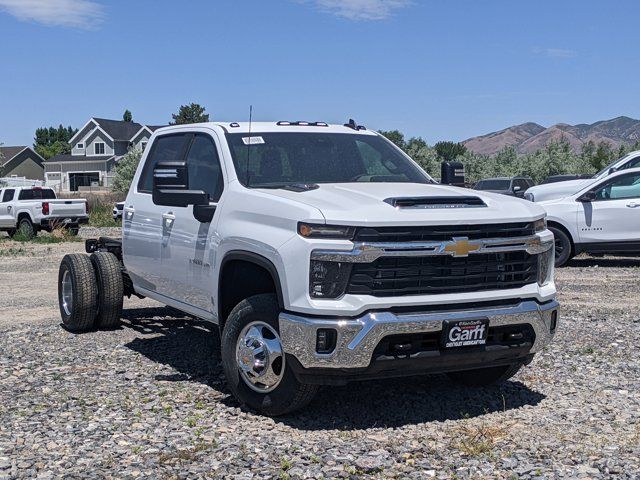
top-left (90, 252), bottom-right (124, 329)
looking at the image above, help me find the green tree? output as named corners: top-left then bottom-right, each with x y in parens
top-left (123, 110), bottom-right (133, 122)
top-left (34, 124), bottom-right (77, 159)
top-left (378, 130), bottom-right (406, 149)
top-left (111, 147), bottom-right (143, 193)
top-left (170, 103), bottom-right (210, 125)
top-left (434, 141), bottom-right (467, 162)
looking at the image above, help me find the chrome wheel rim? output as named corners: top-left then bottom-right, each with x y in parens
top-left (61, 269), bottom-right (73, 316)
top-left (236, 321), bottom-right (285, 393)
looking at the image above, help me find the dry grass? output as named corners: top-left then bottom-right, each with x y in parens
top-left (450, 421), bottom-right (514, 457)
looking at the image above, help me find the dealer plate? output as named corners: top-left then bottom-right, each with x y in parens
top-left (441, 318), bottom-right (489, 348)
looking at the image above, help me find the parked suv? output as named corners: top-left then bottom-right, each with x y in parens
top-left (474, 176), bottom-right (534, 197)
top-left (540, 167), bottom-right (640, 266)
top-left (56, 121), bottom-right (559, 415)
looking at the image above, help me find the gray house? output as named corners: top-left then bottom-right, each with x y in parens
top-left (44, 118), bottom-right (163, 192)
top-left (0, 146), bottom-right (45, 180)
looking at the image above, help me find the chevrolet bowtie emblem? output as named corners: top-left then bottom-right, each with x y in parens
top-left (443, 237), bottom-right (481, 257)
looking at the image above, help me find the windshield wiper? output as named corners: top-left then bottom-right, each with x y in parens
top-left (250, 182), bottom-right (319, 192)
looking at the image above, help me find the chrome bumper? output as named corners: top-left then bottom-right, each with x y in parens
top-left (279, 299), bottom-right (559, 369)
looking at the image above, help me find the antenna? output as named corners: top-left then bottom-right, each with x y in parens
top-left (246, 105), bottom-right (252, 186)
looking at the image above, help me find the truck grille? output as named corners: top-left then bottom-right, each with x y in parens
top-left (347, 251), bottom-right (538, 297)
top-left (353, 222), bottom-right (536, 243)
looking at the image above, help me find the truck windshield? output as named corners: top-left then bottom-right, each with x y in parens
top-left (225, 132), bottom-right (433, 188)
top-left (475, 179), bottom-right (510, 190)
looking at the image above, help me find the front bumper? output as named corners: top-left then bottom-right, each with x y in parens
top-left (279, 299), bottom-right (559, 373)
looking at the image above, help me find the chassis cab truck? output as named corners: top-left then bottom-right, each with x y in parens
top-left (57, 121), bottom-right (559, 416)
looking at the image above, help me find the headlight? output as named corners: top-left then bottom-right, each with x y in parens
top-left (537, 247), bottom-right (554, 286)
top-left (533, 217), bottom-right (547, 233)
top-left (298, 222), bottom-right (355, 239)
top-left (309, 260), bottom-right (352, 298)
top-left (524, 192), bottom-right (535, 202)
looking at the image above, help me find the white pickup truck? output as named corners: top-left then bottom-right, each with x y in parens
top-left (0, 186), bottom-right (89, 238)
top-left (525, 150), bottom-right (640, 202)
top-left (540, 167), bottom-right (640, 266)
top-left (56, 120), bottom-right (559, 415)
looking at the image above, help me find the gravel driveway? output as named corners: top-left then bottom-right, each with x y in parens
top-left (0, 232), bottom-right (638, 479)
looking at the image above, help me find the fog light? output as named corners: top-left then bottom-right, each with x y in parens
top-left (550, 310), bottom-right (558, 332)
top-left (316, 329), bottom-right (337, 353)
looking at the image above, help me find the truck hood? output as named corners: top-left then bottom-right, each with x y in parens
top-left (526, 179), bottom-right (594, 202)
top-left (258, 183), bottom-right (545, 226)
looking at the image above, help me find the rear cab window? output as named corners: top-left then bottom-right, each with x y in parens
top-left (18, 188), bottom-right (56, 200)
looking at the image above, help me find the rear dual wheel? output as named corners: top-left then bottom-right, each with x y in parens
top-left (58, 252), bottom-right (123, 332)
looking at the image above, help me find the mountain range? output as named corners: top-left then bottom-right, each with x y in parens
top-left (462, 116), bottom-right (640, 155)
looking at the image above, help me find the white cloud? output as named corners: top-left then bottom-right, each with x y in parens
top-left (0, 0), bottom-right (104, 29)
top-left (308, 0), bottom-right (412, 21)
top-left (532, 47), bottom-right (577, 59)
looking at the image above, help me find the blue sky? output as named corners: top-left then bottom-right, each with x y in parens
top-left (1, 0), bottom-right (639, 147)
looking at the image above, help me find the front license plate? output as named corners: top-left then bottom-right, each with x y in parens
top-left (441, 318), bottom-right (489, 348)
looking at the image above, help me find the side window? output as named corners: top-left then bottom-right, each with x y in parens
top-left (138, 134), bottom-right (190, 192)
top-left (594, 172), bottom-right (640, 200)
top-left (2, 189), bottom-right (15, 202)
top-left (185, 134), bottom-right (224, 202)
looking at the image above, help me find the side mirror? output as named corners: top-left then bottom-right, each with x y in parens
top-left (152, 162), bottom-right (208, 208)
top-left (578, 190), bottom-right (597, 202)
top-left (513, 185), bottom-right (522, 192)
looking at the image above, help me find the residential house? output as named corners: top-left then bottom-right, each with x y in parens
top-left (0, 146), bottom-right (45, 180)
top-left (44, 118), bottom-right (163, 192)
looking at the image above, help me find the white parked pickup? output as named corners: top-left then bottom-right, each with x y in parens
top-left (0, 186), bottom-right (89, 237)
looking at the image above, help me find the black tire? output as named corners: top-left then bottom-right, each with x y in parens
top-left (15, 217), bottom-right (36, 239)
top-left (549, 226), bottom-right (572, 267)
top-left (58, 254), bottom-right (98, 332)
top-left (447, 363), bottom-right (522, 387)
top-left (221, 294), bottom-right (318, 416)
top-left (90, 252), bottom-right (124, 329)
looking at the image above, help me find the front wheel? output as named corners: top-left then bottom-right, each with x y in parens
top-left (447, 363), bottom-right (522, 387)
top-left (549, 226), bottom-right (572, 267)
top-left (221, 294), bottom-right (318, 416)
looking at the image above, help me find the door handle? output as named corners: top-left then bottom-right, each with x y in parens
top-left (626, 202), bottom-right (640, 208)
top-left (162, 212), bottom-right (175, 228)
top-left (124, 206), bottom-right (134, 220)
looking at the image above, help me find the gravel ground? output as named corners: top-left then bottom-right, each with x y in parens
top-left (0, 230), bottom-right (638, 479)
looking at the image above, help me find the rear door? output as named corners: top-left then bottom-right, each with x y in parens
top-left (0, 189), bottom-right (16, 227)
top-left (160, 131), bottom-right (225, 314)
top-left (123, 133), bottom-right (192, 295)
top-left (577, 171), bottom-right (640, 244)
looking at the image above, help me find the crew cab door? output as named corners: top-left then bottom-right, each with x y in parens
top-left (0, 189), bottom-right (16, 227)
top-left (577, 171), bottom-right (640, 245)
top-left (158, 132), bottom-right (225, 315)
top-left (123, 133), bottom-right (192, 295)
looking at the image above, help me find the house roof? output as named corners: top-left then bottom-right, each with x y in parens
top-left (45, 154), bottom-right (115, 163)
top-left (0, 146), bottom-right (28, 165)
top-left (92, 118), bottom-right (146, 141)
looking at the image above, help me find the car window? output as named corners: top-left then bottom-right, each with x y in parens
top-left (594, 172), bottom-right (640, 200)
top-left (138, 134), bottom-right (191, 193)
top-left (18, 188), bottom-right (55, 200)
top-left (2, 189), bottom-right (15, 202)
top-left (185, 134), bottom-right (224, 202)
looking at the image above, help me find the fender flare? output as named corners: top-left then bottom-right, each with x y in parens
top-left (218, 250), bottom-right (285, 312)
